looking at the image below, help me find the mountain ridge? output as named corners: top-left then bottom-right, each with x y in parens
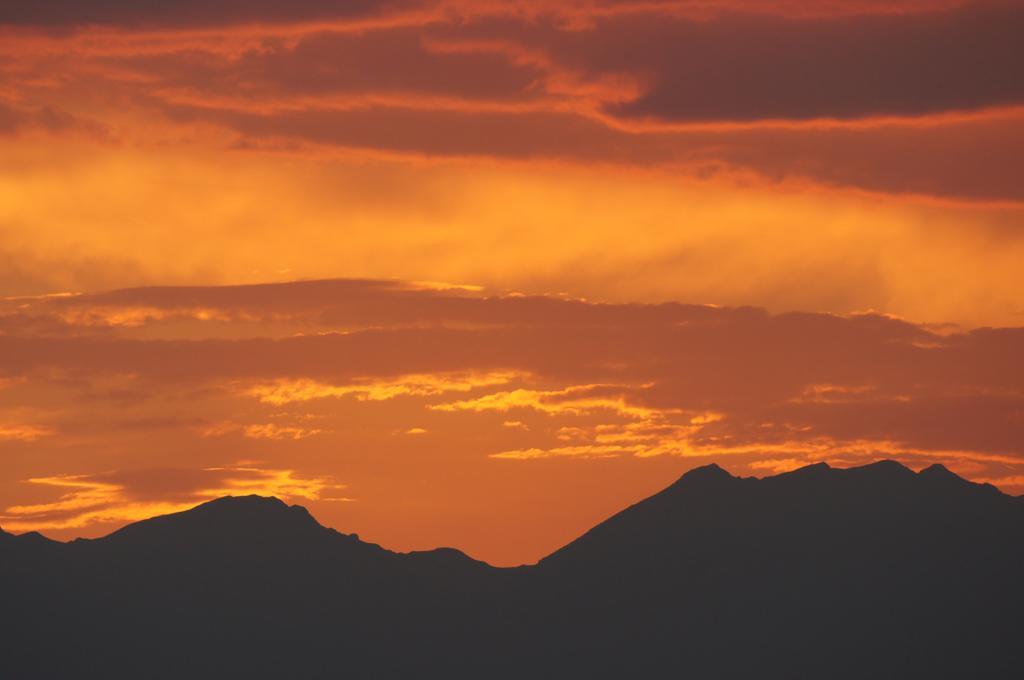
top-left (2, 459), bottom-right (1022, 679)
top-left (3, 460), bottom-right (1021, 565)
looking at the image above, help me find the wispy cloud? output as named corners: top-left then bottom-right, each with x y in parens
top-left (0, 423), bottom-right (54, 441)
top-left (246, 371), bottom-right (520, 405)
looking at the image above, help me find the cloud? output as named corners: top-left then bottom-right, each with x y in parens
top-left (103, 27), bottom-right (550, 104)
top-left (0, 423), bottom-right (54, 441)
top-left (0, 101), bottom-right (98, 137)
top-left (243, 423), bottom-right (323, 440)
top-left (0, 0), bottom-right (424, 29)
top-left (245, 372), bottom-right (520, 405)
top-left (431, 383), bottom-right (669, 419)
top-left (7, 279), bottom-right (1018, 468)
top-left (0, 0), bottom-right (972, 32)
top-left (3, 2), bottom-right (1021, 203)
top-left (150, 99), bottom-right (1024, 203)
top-left (585, 2), bottom-right (1024, 122)
top-left (491, 443), bottom-right (629, 460)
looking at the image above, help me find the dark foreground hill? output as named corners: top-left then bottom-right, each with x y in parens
top-left (3, 461), bottom-right (1022, 679)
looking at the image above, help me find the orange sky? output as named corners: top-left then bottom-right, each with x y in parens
top-left (1, 0), bottom-right (1022, 565)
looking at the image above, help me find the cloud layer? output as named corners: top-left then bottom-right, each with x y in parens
top-left (1, 0), bottom-right (1022, 336)
top-left (2, 1), bottom-right (1023, 201)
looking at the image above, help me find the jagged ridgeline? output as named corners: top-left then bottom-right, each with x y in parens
top-left (3, 461), bottom-right (1022, 679)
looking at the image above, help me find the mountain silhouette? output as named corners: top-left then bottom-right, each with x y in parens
top-left (2, 461), bottom-right (1022, 679)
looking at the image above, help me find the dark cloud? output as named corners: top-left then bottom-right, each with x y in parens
top-left (693, 111), bottom-right (1024, 202)
top-left (0, 278), bottom-right (765, 335)
top-left (109, 28), bottom-right (547, 102)
top-left (17, 2), bottom-right (1020, 124)
top-left (0, 0), bottom-right (424, 29)
top-left (564, 2), bottom-right (1024, 122)
top-left (0, 0), bottom-right (971, 31)
top-left (155, 100), bottom-right (1024, 202)
top-left (0, 101), bottom-right (92, 135)
top-left (162, 102), bottom-right (663, 160)
top-left (4, 2), bottom-right (1021, 202)
top-left (2, 280), bottom-right (1022, 460)
top-left (763, 393), bottom-right (1024, 456)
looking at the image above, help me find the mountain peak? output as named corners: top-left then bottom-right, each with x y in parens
top-left (777, 461), bottom-right (832, 479)
top-left (676, 462), bottom-right (734, 484)
top-left (193, 494), bottom-right (290, 512)
top-left (864, 458), bottom-right (912, 471)
top-left (916, 463), bottom-right (998, 495)
top-left (918, 463), bottom-right (960, 480)
top-left (103, 494), bottom-right (327, 548)
top-left (179, 494), bottom-right (317, 526)
top-left (848, 459), bottom-right (916, 480)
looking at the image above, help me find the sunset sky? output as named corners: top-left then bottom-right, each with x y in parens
top-left (1, 0), bottom-right (1022, 566)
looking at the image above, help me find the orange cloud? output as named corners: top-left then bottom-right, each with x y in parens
top-left (491, 444), bottom-right (630, 460)
top-left (2, 2), bottom-right (1022, 207)
top-left (0, 423), bottom-right (54, 441)
top-left (243, 423), bottom-right (323, 440)
top-left (246, 371), bottom-right (520, 405)
top-left (431, 383), bottom-right (670, 419)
